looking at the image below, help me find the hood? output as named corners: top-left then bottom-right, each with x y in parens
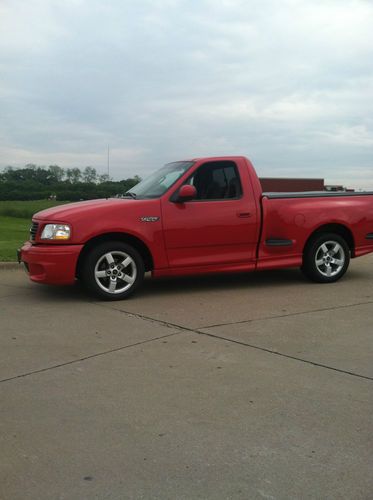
top-left (34, 198), bottom-right (147, 221)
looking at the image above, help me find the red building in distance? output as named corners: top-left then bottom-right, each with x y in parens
top-left (260, 177), bottom-right (325, 192)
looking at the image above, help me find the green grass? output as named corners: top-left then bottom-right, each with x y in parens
top-left (0, 200), bottom-right (67, 219)
top-left (0, 216), bottom-right (31, 261)
top-left (0, 200), bottom-right (70, 261)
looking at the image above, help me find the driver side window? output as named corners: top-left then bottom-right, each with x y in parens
top-left (187, 161), bottom-right (242, 200)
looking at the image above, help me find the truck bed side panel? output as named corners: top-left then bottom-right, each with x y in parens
top-left (257, 195), bottom-right (373, 270)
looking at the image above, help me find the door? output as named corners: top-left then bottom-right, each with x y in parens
top-left (161, 160), bottom-right (259, 268)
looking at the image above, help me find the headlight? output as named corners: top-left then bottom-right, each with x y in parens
top-left (41, 224), bottom-right (71, 240)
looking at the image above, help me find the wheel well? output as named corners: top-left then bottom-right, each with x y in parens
top-left (304, 224), bottom-right (355, 255)
top-left (76, 232), bottom-right (154, 277)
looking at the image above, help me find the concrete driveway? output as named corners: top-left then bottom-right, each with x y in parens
top-left (1, 256), bottom-right (373, 500)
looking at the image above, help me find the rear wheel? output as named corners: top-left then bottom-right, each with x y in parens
top-left (302, 233), bottom-right (350, 283)
top-left (82, 241), bottom-right (144, 300)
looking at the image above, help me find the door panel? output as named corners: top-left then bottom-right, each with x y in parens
top-left (161, 160), bottom-right (259, 268)
top-left (162, 198), bottom-right (258, 268)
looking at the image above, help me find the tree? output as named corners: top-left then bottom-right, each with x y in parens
top-left (82, 167), bottom-right (97, 183)
top-left (48, 165), bottom-right (64, 183)
top-left (66, 168), bottom-right (82, 184)
top-left (98, 173), bottom-right (110, 183)
top-left (0, 163), bottom-right (141, 200)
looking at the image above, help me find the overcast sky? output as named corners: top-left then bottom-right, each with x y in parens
top-left (1, 0), bottom-right (372, 189)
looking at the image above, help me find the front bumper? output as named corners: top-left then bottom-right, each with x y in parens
top-left (19, 241), bottom-right (83, 285)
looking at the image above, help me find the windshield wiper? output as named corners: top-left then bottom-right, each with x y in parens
top-left (123, 192), bottom-right (137, 199)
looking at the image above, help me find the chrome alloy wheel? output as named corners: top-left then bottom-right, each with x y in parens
top-left (315, 240), bottom-right (346, 278)
top-left (94, 251), bottom-right (137, 294)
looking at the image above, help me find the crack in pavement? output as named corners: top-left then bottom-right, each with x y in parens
top-left (97, 303), bottom-right (373, 382)
top-left (199, 299), bottom-right (373, 329)
top-left (2, 298), bottom-right (373, 384)
top-left (198, 330), bottom-right (373, 382)
top-left (0, 331), bottom-right (183, 384)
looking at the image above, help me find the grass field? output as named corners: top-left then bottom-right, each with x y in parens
top-left (0, 200), bottom-right (66, 219)
top-left (0, 216), bottom-right (30, 261)
top-left (0, 200), bottom-right (67, 261)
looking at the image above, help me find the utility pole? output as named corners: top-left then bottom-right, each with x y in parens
top-left (107, 144), bottom-right (110, 178)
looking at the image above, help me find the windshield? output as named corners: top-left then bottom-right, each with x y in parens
top-left (126, 161), bottom-right (194, 199)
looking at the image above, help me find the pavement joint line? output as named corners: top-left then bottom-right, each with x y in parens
top-left (199, 299), bottom-right (373, 330)
top-left (197, 331), bottom-right (373, 381)
top-left (92, 302), bottom-right (198, 334)
top-left (94, 303), bottom-right (373, 382)
top-left (2, 292), bottom-right (373, 385)
top-left (0, 331), bottom-right (184, 385)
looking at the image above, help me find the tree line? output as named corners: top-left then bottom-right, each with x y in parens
top-left (0, 164), bottom-right (141, 201)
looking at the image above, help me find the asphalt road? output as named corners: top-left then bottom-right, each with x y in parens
top-left (1, 256), bottom-right (373, 500)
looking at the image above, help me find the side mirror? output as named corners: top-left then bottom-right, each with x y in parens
top-left (177, 184), bottom-right (197, 202)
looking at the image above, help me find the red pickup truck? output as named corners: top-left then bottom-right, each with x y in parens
top-left (19, 156), bottom-right (373, 299)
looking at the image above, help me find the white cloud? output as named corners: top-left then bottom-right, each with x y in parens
top-left (317, 125), bottom-right (373, 146)
top-left (0, 0), bottom-right (373, 188)
top-left (0, 144), bottom-right (146, 176)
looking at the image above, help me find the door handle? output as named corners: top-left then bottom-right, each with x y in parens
top-left (237, 211), bottom-right (252, 218)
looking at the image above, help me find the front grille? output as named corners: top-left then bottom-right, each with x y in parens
top-left (30, 221), bottom-right (39, 241)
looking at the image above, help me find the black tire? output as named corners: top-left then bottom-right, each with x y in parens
top-left (302, 232), bottom-right (350, 283)
top-left (82, 241), bottom-right (144, 300)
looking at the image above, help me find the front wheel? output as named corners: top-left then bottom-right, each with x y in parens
top-left (302, 233), bottom-right (350, 283)
top-left (82, 241), bottom-right (144, 300)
